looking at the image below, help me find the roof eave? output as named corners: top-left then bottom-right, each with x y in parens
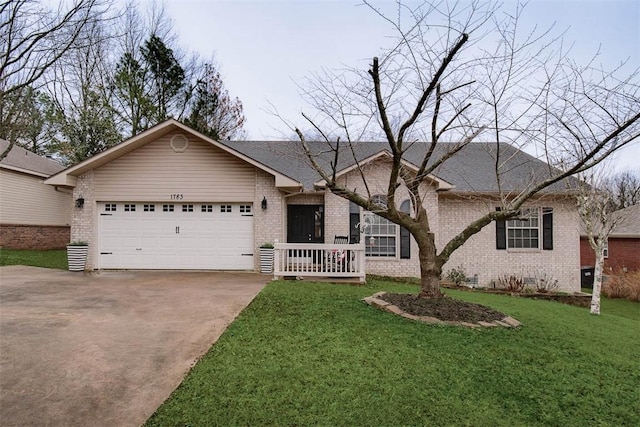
top-left (1, 164), bottom-right (51, 178)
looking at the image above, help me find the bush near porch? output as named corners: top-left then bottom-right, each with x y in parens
top-left (146, 280), bottom-right (639, 427)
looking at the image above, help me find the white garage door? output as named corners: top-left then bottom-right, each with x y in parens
top-left (98, 202), bottom-right (254, 270)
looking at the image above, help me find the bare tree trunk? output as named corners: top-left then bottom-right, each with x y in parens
top-left (591, 246), bottom-right (606, 315)
top-left (414, 229), bottom-right (444, 298)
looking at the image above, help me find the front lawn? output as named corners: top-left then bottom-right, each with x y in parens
top-left (146, 280), bottom-right (640, 426)
top-left (0, 249), bottom-right (67, 269)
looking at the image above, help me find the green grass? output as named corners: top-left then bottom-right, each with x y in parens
top-left (0, 248), bottom-right (67, 269)
top-left (146, 280), bottom-right (640, 427)
top-left (581, 287), bottom-right (640, 321)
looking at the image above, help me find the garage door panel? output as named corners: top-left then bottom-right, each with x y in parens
top-left (98, 202), bottom-right (254, 270)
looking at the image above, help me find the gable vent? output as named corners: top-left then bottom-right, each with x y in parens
top-left (170, 134), bottom-right (189, 153)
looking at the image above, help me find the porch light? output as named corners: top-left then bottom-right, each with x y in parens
top-left (261, 196), bottom-right (267, 210)
top-left (75, 197), bottom-right (85, 209)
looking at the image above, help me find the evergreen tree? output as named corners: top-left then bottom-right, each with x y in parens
top-left (140, 34), bottom-right (185, 122)
top-left (112, 52), bottom-right (155, 136)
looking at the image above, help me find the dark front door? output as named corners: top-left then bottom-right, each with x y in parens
top-left (287, 205), bottom-right (324, 243)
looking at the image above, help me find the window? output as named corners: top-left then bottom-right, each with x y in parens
top-left (496, 207), bottom-right (553, 250)
top-left (163, 204), bottom-right (174, 212)
top-left (603, 240), bottom-right (609, 258)
top-left (363, 212), bottom-right (397, 257)
top-left (220, 205), bottom-right (232, 213)
top-left (182, 204), bottom-right (194, 212)
top-left (144, 204), bottom-right (155, 212)
top-left (507, 208), bottom-right (539, 249)
top-left (105, 203), bottom-right (117, 212)
top-left (240, 205), bottom-right (251, 214)
top-left (124, 204), bottom-right (136, 212)
top-left (363, 196), bottom-right (396, 257)
top-left (201, 204), bottom-right (213, 212)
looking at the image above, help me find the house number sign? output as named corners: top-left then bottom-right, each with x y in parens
top-left (170, 194), bottom-right (184, 200)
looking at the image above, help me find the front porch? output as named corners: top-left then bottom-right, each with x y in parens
top-left (273, 242), bottom-right (366, 283)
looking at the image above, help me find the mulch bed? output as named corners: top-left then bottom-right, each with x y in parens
top-left (380, 293), bottom-right (506, 323)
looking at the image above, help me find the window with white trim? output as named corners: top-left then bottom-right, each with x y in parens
top-left (240, 205), bottom-right (251, 213)
top-left (603, 240), bottom-right (609, 258)
top-left (201, 204), bottom-right (213, 212)
top-left (507, 208), bottom-right (540, 249)
top-left (163, 204), bottom-right (174, 212)
top-left (220, 205), bottom-right (232, 213)
top-left (182, 204), bottom-right (194, 212)
top-left (363, 195), bottom-right (397, 257)
top-left (124, 204), bottom-right (136, 212)
top-left (144, 204), bottom-right (155, 212)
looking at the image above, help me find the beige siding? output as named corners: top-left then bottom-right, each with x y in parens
top-left (93, 132), bottom-right (255, 202)
top-left (0, 169), bottom-right (72, 226)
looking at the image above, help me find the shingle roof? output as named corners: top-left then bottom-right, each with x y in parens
top-left (611, 204), bottom-right (640, 237)
top-left (0, 140), bottom-right (65, 177)
top-left (220, 139), bottom-right (579, 193)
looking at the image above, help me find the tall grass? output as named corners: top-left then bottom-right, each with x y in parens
top-left (604, 270), bottom-right (640, 302)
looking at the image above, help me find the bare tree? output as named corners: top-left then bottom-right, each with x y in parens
top-left (184, 63), bottom-right (246, 140)
top-left (42, 10), bottom-right (121, 164)
top-left (289, 1), bottom-right (640, 298)
top-left (610, 170), bottom-right (640, 210)
top-left (577, 170), bottom-right (628, 315)
top-left (0, 0), bottom-right (110, 159)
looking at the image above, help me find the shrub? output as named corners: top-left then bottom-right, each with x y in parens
top-left (498, 274), bottom-right (525, 292)
top-left (531, 272), bottom-right (559, 293)
top-left (445, 266), bottom-right (469, 286)
top-left (603, 270), bottom-right (640, 302)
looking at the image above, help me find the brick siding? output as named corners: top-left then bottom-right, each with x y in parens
top-left (72, 171), bottom-right (95, 270)
top-left (254, 170), bottom-right (285, 270)
top-left (0, 224), bottom-right (70, 249)
top-left (439, 196), bottom-right (580, 292)
top-left (580, 236), bottom-right (640, 272)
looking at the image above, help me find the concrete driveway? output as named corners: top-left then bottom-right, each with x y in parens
top-left (0, 266), bottom-right (268, 427)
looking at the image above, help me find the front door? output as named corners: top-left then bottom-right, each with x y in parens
top-left (287, 205), bottom-right (324, 243)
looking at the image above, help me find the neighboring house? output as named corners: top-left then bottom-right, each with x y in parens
top-left (580, 204), bottom-right (640, 273)
top-left (45, 120), bottom-right (581, 291)
top-left (1, 140), bottom-right (72, 249)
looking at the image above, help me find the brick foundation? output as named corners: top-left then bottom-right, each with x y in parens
top-left (0, 224), bottom-right (70, 250)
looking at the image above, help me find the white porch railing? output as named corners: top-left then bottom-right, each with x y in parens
top-left (273, 243), bottom-right (366, 282)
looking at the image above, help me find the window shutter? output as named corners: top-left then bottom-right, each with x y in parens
top-left (349, 202), bottom-right (360, 244)
top-left (496, 207), bottom-right (506, 250)
top-left (400, 200), bottom-right (411, 259)
top-left (542, 207), bottom-right (553, 250)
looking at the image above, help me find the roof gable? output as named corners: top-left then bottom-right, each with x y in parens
top-left (312, 150), bottom-right (454, 190)
top-left (44, 120), bottom-right (301, 189)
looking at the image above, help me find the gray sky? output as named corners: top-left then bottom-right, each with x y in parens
top-left (164, 0), bottom-right (639, 171)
